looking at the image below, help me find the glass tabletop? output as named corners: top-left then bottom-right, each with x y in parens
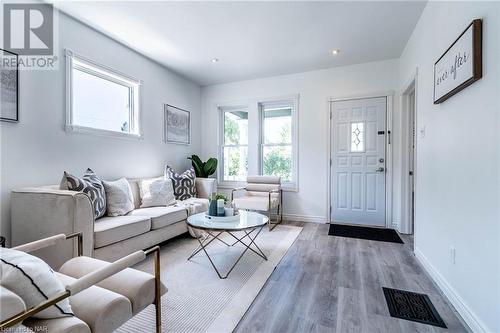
top-left (187, 211), bottom-right (269, 231)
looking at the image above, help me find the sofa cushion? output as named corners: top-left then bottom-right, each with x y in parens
top-left (25, 316), bottom-right (91, 333)
top-left (130, 206), bottom-right (187, 230)
top-left (59, 256), bottom-right (167, 315)
top-left (56, 273), bottom-right (132, 333)
top-left (94, 216), bottom-right (151, 248)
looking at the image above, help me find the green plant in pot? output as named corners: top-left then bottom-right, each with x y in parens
top-left (187, 155), bottom-right (218, 178)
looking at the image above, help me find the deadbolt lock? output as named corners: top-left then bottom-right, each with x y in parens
top-left (379, 158), bottom-right (384, 163)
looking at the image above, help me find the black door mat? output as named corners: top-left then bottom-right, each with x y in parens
top-left (383, 287), bottom-right (447, 328)
top-left (328, 224), bottom-right (404, 244)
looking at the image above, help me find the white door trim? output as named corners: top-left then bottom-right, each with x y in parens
top-left (326, 91), bottom-right (395, 228)
top-left (399, 68), bottom-right (419, 240)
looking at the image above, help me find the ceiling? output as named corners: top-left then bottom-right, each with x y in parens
top-left (55, 1), bottom-right (427, 86)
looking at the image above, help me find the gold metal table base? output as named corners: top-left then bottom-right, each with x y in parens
top-left (188, 225), bottom-right (267, 279)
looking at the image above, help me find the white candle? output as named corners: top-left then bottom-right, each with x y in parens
top-left (217, 199), bottom-right (225, 216)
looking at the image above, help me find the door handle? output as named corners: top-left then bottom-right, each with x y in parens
top-left (376, 167), bottom-right (385, 172)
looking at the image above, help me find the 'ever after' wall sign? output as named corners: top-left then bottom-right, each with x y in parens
top-left (434, 19), bottom-right (482, 104)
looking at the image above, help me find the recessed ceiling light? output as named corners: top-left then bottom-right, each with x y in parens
top-left (332, 49), bottom-right (340, 55)
top-left (211, 58), bottom-right (219, 63)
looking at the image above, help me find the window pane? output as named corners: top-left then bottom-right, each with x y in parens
top-left (351, 122), bottom-right (365, 152)
top-left (263, 145), bottom-right (292, 181)
top-left (224, 111), bottom-right (248, 145)
top-left (263, 107), bottom-right (292, 144)
top-left (223, 146), bottom-right (248, 181)
top-left (73, 68), bottom-right (131, 133)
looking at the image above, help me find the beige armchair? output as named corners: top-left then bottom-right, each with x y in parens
top-left (231, 176), bottom-right (283, 230)
top-left (0, 233), bottom-right (165, 333)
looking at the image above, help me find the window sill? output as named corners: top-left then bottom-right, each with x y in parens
top-left (65, 124), bottom-right (143, 140)
top-left (218, 181), bottom-right (298, 192)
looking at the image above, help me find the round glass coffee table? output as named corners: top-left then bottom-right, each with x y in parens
top-left (187, 211), bottom-right (269, 279)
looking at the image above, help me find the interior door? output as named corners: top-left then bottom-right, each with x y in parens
top-left (330, 97), bottom-right (387, 226)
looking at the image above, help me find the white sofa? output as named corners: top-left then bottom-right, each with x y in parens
top-left (11, 177), bottom-right (216, 269)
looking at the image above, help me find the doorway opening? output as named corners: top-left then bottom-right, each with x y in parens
top-left (401, 75), bottom-right (417, 236)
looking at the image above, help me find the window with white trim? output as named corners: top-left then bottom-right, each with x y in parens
top-left (218, 96), bottom-right (298, 190)
top-left (220, 107), bottom-right (248, 181)
top-left (66, 51), bottom-right (141, 137)
top-left (260, 103), bottom-right (294, 182)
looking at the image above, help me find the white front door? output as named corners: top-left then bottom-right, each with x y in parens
top-left (330, 97), bottom-right (387, 226)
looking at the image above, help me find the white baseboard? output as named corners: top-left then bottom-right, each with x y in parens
top-left (282, 214), bottom-right (327, 224)
top-left (414, 248), bottom-right (487, 333)
top-left (391, 221), bottom-right (400, 229)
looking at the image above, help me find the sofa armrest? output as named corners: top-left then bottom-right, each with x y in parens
top-left (195, 178), bottom-right (217, 199)
top-left (11, 188), bottom-right (94, 269)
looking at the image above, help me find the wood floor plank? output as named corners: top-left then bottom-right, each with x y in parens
top-left (235, 222), bottom-right (469, 333)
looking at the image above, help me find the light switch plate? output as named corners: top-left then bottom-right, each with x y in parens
top-left (419, 126), bottom-right (426, 139)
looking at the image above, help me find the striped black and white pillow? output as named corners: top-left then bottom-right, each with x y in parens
top-left (64, 168), bottom-right (106, 219)
top-left (165, 166), bottom-right (196, 200)
top-left (0, 248), bottom-right (73, 319)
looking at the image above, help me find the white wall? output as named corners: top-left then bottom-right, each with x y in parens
top-left (0, 12), bottom-right (201, 241)
top-left (201, 59), bottom-right (400, 223)
top-left (399, 2), bottom-right (499, 332)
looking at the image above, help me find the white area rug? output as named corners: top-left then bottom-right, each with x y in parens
top-left (116, 224), bottom-right (302, 333)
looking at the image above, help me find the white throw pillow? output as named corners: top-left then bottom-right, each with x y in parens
top-left (0, 248), bottom-right (73, 319)
top-left (103, 178), bottom-right (135, 216)
top-left (139, 177), bottom-right (176, 208)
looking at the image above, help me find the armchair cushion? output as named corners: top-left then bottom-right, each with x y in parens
top-left (56, 273), bottom-right (132, 333)
top-left (0, 286), bottom-right (26, 323)
top-left (245, 175), bottom-right (281, 192)
top-left (24, 316), bottom-right (90, 333)
top-left (0, 248), bottom-right (73, 319)
top-left (129, 206), bottom-right (187, 230)
top-left (94, 216), bottom-right (151, 248)
top-left (59, 256), bottom-right (167, 315)
top-left (232, 193), bottom-right (279, 212)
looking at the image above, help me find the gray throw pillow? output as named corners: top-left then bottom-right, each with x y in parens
top-left (63, 168), bottom-right (106, 219)
top-left (102, 178), bottom-right (135, 216)
top-left (139, 177), bottom-right (176, 208)
top-left (165, 166), bottom-right (196, 200)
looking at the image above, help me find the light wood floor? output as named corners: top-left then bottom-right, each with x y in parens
top-left (235, 222), bottom-right (469, 333)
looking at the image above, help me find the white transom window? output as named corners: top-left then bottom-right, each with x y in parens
top-left (66, 50), bottom-right (142, 138)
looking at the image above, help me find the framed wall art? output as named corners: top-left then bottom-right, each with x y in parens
top-left (1, 49), bottom-right (19, 122)
top-left (164, 104), bottom-right (190, 145)
top-left (434, 19), bottom-right (482, 104)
